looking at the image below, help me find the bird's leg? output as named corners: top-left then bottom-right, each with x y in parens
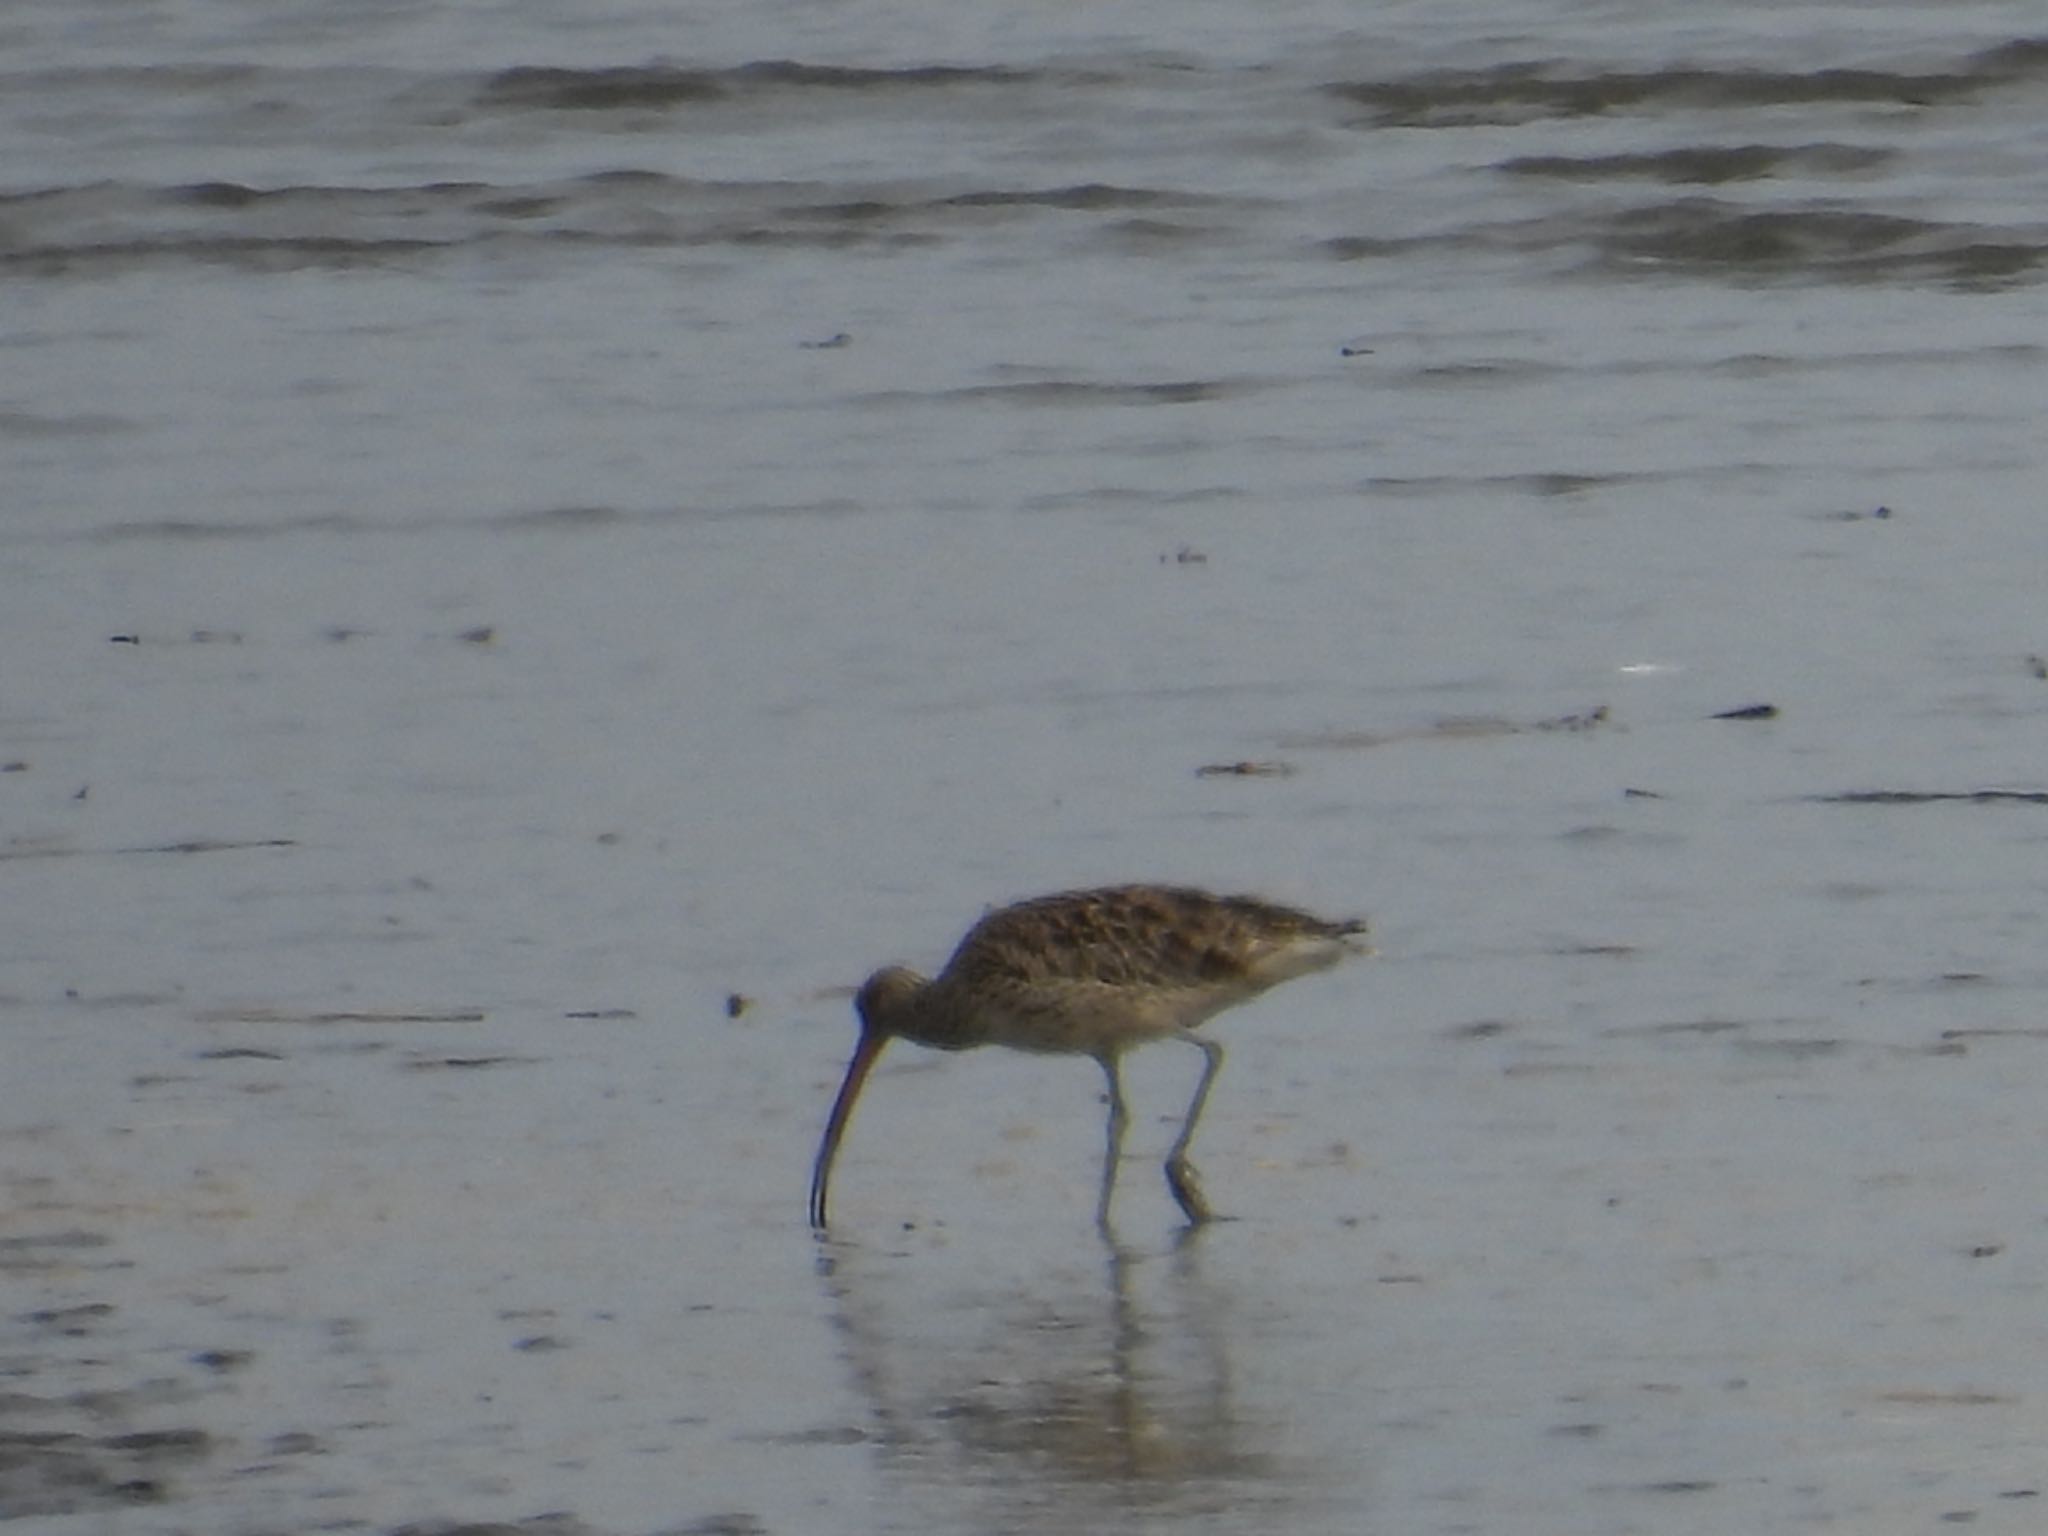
top-left (1165, 1032), bottom-right (1225, 1225)
top-left (1096, 1053), bottom-right (1129, 1229)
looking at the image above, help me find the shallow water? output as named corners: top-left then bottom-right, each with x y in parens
top-left (6, 0), bottom-right (2048, 1531)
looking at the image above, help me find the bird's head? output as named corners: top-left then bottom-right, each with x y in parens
top-left (810, 966), bottom-right (929, 1232)
top-left (854, 964), bottom-right (924, 1034)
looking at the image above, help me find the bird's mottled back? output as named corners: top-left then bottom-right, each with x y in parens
top-left (939, 884), bottom-right (1367, 993)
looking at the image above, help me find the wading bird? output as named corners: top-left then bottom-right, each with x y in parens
top-left (808, 884), bottom-right (1370, 1230)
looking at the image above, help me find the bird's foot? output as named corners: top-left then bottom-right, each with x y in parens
top-left (1165, 1156), bottom-right (1215, 1226)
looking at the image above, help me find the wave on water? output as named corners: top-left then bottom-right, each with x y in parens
top-left (1326, 201), bottom-right (2045, 287)
top-left (475, 58), bottom-right (1046, 111)
top-left (2, 38), bottom-right (2045, 286)
top-left (0, 169), bottom-right (1243, 275)
top-left (1496, 143), bottom-right (1895, 186)
top-left (1583, 201), bottom-right (2043, 286)
top-left (1322, 37), bottom-right (2048, 127)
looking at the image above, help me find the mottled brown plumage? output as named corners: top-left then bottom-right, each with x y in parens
top-left (809, 884), bottom-right (1370, 1231)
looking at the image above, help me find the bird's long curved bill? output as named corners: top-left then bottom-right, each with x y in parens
top-left (809, 1028), bottom-right (888, 1231)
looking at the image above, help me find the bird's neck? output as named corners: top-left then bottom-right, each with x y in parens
top-left (882, 975), bottom-right (981, 1052)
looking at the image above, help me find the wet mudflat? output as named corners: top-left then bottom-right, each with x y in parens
top-left (9, 514), bottom-right (2048, 1534)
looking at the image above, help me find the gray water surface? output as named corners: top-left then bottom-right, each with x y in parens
top-left (6, 1), bottom-right (2048, 1532)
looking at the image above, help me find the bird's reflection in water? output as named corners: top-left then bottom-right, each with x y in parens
top-left (814, 1226), bottom-right (1290, 1521)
